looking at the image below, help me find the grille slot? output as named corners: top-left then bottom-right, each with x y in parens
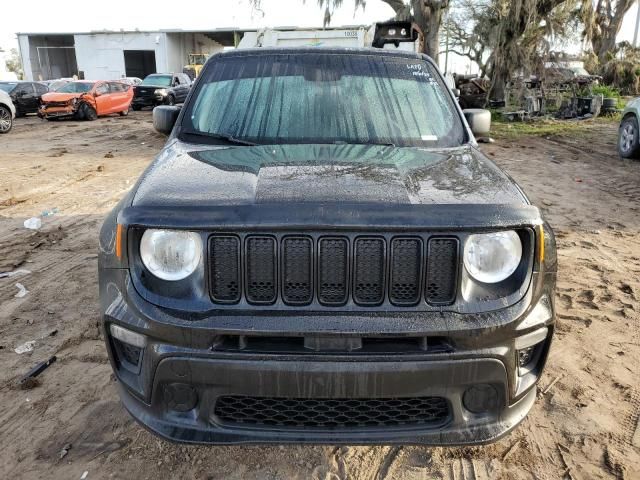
top-left (389, 238), bottom-right (423, 306)
top-left (245, 236), bottom-right (277, 304)
top-left (282, 237), bottom-right (313, 305)
top-left (318, 238), bottom-right (349, 305)
top-left (426, 238), bottom-right (459, 305)
top-left (214, 396), bottom-right (450, 429)
top-left (209, 236), bottom-right (241, 303)
top-left (353, 238), bottom-right (386, 305)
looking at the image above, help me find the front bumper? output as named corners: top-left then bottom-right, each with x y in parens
top-left (101, 268), bottom-right (555, 445)
top-left (38, 104), bottom-right (76, 119)
top-left (132, 96), bottom-right (163, 108)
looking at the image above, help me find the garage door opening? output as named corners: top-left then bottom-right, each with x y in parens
top-left (124, 50), bottom-right (157, 79)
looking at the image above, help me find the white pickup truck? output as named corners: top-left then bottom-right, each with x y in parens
top-left (238, 21), bottom-right (420, 52)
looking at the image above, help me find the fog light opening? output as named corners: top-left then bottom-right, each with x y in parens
top-left (462, 384), bottom-right (499, 414)
top-left (515, 327), bottom-right (548, 376)
top-left (110, 324), bottom-right (146, 371)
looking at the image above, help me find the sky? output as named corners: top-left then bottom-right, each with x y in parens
top-left (1, 0), bottom-right (639, 74)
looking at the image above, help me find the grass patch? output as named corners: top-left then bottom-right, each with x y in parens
top-left (490, 115), bottom-right (620, 139)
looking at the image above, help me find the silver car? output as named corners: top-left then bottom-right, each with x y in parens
top-left (0, 89), bottom-right (16, 134)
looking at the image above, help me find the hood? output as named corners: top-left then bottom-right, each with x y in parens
top-left (41, 92), bottom-right (86, 102)
top-left (132, 142), bottom-right (528, 207)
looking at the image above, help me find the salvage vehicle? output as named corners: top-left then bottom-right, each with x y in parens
top-left (99, 48), bottom-right (557, 445)
top-left (131, 73), bottom-right (191, 110)
top-left (0, 81), bottom-right (49, 116)
top-left (39, 80), bottom-right (133, 120)
top-left (618, 98), bottom-right (640, 158)
top-left (183, 53), bottom-right (209, 80)
top-left (0, 89), bottom-right (16, 133)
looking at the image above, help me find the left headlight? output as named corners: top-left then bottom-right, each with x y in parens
top-left (463, 231), bottom-right (522, 284)
top-left (140, 229), bottom-right (202, 281)
top-left (154, 88), bottom-right (168, 97)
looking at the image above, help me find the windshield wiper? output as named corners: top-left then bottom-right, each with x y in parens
top-left (182, 131), bottom-right (259, 146)
top-left (331, 140), bottom-right (396, 147)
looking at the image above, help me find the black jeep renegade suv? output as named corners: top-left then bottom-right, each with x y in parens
top-left (99, 48), bottom-right (556, 445)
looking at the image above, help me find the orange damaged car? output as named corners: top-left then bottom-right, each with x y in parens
top-left (39, 80), bottom-right (133, 120)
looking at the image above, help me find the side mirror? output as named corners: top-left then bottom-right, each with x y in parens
top-left (153, 105), bottom-right (181, 135)
top-left (94, 91), bottom-right (102, 97)
top-left (452, 88), bottom-right (460, 98)
top-left (462, 108), bottom-right (492, 136)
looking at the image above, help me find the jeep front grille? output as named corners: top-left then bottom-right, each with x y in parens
top-left (213, 395), bottom-right (451, 429)
top-left (208, 234), bottom-right (459, 308)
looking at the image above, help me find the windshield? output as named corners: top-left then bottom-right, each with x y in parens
top-left (57, 82), bottom-right (95, 93)
top-left (141, 75), bottom-right (172, 87)
top-left (0, 83), bottom-right (17, 93)
top-left (182, 53), bottom-right (465, 148)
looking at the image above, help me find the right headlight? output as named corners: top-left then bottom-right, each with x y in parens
top-left (140, 229), bottom-right (202, 281)
top-left (463, 231), bottom-right (522, 284)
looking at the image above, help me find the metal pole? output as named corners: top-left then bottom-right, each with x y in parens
top-left (634, 0), bottom-right (640, 47)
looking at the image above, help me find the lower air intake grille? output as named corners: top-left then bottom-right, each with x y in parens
top-left (246, 236), bottom-right (277, 304)
top-left (214, 396), bottom-right (450, 429)
top-left (353, 238), bottom-right (385, 305)
top-left (426, 238), bottom-right (459, 305)
top-left (209, 236), bottom-right (241, 303)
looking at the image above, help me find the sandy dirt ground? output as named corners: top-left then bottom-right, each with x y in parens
top-left (0, 113), bottom-right (638, 480)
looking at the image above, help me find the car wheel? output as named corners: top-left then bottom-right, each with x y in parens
top-left (132, 105), bottom-right (142, 111)
top-left (82, 103), bottom-right (98, 121)
top-left (0, 105), bottom-right (12, 133)
top-left (166, 95), bottom-right (176, 106)
top-left (119, 108), bottom-right (129, 116)
top-left (618, 116), bottom-right (640, 158)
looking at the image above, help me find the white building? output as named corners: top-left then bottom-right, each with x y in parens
top-left (16, 29), bottom-right (244, 81)
top-left (16, 24), bottom-right (423, 81)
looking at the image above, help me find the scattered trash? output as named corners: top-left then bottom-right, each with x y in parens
top-left (80, 471), bottom-right (88, 480)
top-left (0, 269), bottom-right (31, 279)
top-left (41, 207), bottom-right (59, 217)
top-left (542, 374), bottom-right (563, 395)
top-left (14, 340), bottom-right (36, 354)
top-left (503, 438), bottom-right (522, 461)
top-left (19, 356), bottom-right (57, 386)
top-left (104, 152), bottom-right (114, 158)
top-left (23, 217), bottom-right (42, 230)
top-left (96, 165), bottom-right (105, 172)
top-left (14, 283), bottom-right (29, 298)
top-left (59, 443), bottom-right (72, 460)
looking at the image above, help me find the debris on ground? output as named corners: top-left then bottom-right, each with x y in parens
top-left (542, 374), bottom-right (563, 395)
top-left (80, 471), bottom-right (88, 480)
top-left (41, 208), bottom-right (59, 217)
top-left (14, 340), bottom-right (36, 354)
top-left (0, 269), bottom-right (31, 279)
top-left (19, 356), bottom-right (57, 386)
top-left (59, 443), bottom-right (72, 460)
top-left (14, 283), bottom-right (29, 298)
top-left (23, 217), bottom-right (42, 230)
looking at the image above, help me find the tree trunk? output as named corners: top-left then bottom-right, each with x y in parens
top-left (590, 0), bottom-right (635, 63)
top-left (411, 0), bottom-right (448, 62)
top-left (593, 32), bottom-right (619, 64)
